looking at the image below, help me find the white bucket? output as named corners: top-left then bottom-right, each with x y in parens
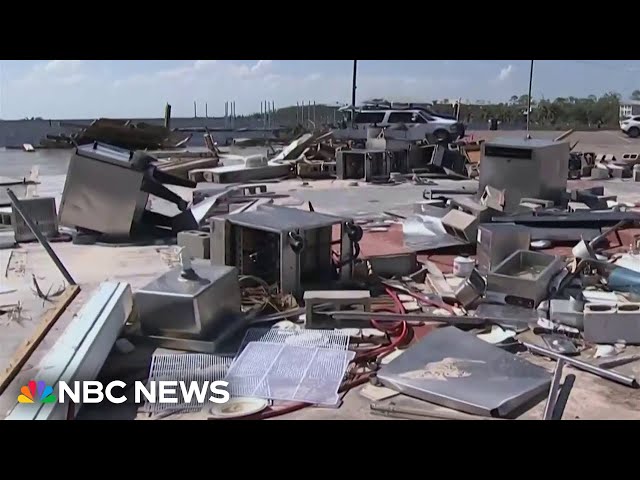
top-left (453, 256), bottom-right (475, 278)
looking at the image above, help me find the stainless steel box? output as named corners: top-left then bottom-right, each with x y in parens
top-left (476, 224), bottom-right (531, 275)
top-left (210, 205), bottom-right (357, 299)
top-left (59, 144), bottom-right (148, 236)
top-left (479, 138), bottom-right (569, 212)
top-left (135, 260), bottom-right (241, 340)
top-left (336, 149), bottom-right (390, 181)
top-left (486, 250), bottom-right (564, 308)
top-left (11, 197), bottom-right (58, 242)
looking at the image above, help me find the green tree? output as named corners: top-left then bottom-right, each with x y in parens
top-left (631, 90), bottom-right (640, 101)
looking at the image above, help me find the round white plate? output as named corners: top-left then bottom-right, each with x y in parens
top-left (209, 397), bottom-right (269, 419)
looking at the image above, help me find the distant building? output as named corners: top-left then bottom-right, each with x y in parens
top-left (619, 99), bottom-right (640, 118)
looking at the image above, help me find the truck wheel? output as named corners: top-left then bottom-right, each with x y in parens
top-left (628, 127), bottom-right (640, 138)
top-left (433, 129), bottom-right (452, 143)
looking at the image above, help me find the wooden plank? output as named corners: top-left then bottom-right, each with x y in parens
top-left (0, 284), bottom-right (81, 395)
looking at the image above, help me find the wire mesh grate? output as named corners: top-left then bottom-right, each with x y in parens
top-left (237, 327), bottom-right (350, 354)
top-left (143, 353), bottom-right (233, 414)
top-left (224, 341), bottom-right (355, 406)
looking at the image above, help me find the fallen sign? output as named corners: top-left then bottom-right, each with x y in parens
top-left (0, 285), bottom-right (81, 397)
top-left (6, 282), bottom-right (133, 420)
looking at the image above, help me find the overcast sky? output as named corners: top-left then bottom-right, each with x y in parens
top-left (1, 60), bottom-right (638, 119)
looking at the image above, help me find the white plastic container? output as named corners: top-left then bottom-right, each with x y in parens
top-left (453, 256), bottom-right (475, 278)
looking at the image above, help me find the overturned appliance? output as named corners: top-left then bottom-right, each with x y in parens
top-left (59, 142), bottom-right (197, 238)
top-left (135, 255), bottom-right (242, 340)
top-left (210, 205), bottom-right (362, 298)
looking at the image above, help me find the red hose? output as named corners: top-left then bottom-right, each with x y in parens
top-left (355, 287), bottom-right (409, 361)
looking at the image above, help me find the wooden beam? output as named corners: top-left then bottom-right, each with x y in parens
top-left (0, 284), bottom-right (81, 396)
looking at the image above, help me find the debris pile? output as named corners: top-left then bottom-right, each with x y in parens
top-left (44, 118), bottom-right (193, 151)
top-left (3, 124), bottom-right (640, 421)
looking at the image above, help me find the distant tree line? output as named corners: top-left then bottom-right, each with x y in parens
top-left (431, 92), bottom-right (624, 130)
top-left (245, 92), bottom-right (632, 130)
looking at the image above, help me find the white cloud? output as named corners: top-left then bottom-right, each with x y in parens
top-left (4, 60), bottom-right (473, 119)
top-left (21, 60), bottom-right (87, 87)
top-left (497, 64), bottom-right (514, 82)
top-left (42, 60), bottom-right (83, 73)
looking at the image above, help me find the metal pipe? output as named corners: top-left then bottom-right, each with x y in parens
top-left (551, 374), bottom-right (575, 420)
top-left (526, 60), bottom-right (534, 139)
top-left (523, 341), bottom-right (639, 388)
top-left (598, 354), bottom-right (640, 369)
top-left (328, 310), bottom-right (487, 326)
top-left (543, 359), bottom-right (564, 420)
top-left (370, 402), bottom-right (504, 421)
top-left (7, 188), bottom-right (76, 285)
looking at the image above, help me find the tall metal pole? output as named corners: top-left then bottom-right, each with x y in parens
top-left (351, 60), bottom-right (358, 126)
top-left (526, 60), bottom-right (534, 139)
top-left (352, 60), bottom-right (358, 107)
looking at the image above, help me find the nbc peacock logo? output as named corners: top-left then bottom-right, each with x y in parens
top-left (17, 380), bottom-right (57, 404)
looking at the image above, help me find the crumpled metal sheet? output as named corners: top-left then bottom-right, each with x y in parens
top-left (402, 214), bottom-right (467, 251)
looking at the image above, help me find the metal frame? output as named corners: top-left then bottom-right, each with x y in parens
top-left (336, 149), bottom-right (390, 181)
top-left (210, 206), bottom-right (357, 298)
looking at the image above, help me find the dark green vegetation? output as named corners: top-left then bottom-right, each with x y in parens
top-left (247, 92), bottom-right (629, 130)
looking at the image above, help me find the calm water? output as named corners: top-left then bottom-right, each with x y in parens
top-left (0, 145), bottom-right (267, 181)
top-left (0, 148), bottom-right (71, 178)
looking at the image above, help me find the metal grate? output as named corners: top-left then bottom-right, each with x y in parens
top-left (224, 342), bottom-right (355, 406)
top-left (237, 327), bottom-right (350, 354)
top-left (143, 353), bottom-right (233, 413)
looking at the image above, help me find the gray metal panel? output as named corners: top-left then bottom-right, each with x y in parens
top-left (224, 205), bottom-right (346, 233)
top-left (377, 326), bottom-right (551, 418)
top-left (476, 224), bottom-right (530, 275)
top-left (135, 260), bottom-right (241, 340)
top-left (76, 142), bottom-right (135, 167)
top-left (479, 138), bottom-right (569, 212)
top-left (11, 197), bottom-right (58, 242)
top-left (58, 154), bottom-right (147, 236)
top-left (210, 217), bottom-right (231, 266)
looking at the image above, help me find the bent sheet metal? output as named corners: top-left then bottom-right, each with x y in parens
top-left (377, 326), bottom-right (551, 418)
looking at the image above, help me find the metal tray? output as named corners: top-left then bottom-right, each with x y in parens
top-left (377, 326), bottom-right (551, 418)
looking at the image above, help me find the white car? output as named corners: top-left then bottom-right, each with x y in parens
top-left (620, 116), bottom-right (640, 138)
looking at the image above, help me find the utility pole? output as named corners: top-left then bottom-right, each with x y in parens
top-left (526, 60), bottom-right (534, 139)
top-left (351, 60), bottom-right (358, 126)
